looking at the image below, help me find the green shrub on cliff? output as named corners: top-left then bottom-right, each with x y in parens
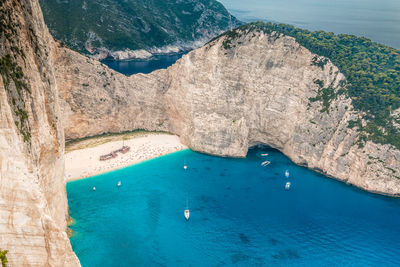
top-left (38, 0), bottom-right (241, 55)
top-left (0, 249), bottom-right (8, 267)
top-left (0, 55), bottom-right (31, 143)
top-left (220, 22), bottom-right (400, 149)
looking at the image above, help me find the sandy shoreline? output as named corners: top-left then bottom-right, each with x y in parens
top-left (65, 133), bottom-right (187, 181)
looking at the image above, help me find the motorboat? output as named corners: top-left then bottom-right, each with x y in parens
top-left (261, 153), bottom-right (269, 156)
top-left (93, 187), bottom-right (96, 191)
top-left (183, 165), bottom-right (187, 170)
top-left (117, 181), bottom-right (121, 187)
top-left (184, 197), bottom-right (190, 220)
top-left (285, 182), bottom-right (291, 190)
top-left (285, 170), bottom-right (290, 178)
top-left (261, 161), bottom-right (270, 166)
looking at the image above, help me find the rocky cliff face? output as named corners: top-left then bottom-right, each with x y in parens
top-left (1, 0), bottom-right (399, 266)
top-left (39, 0), bottom-right (241, 60)
top-left (56, 28), bottom-right (400, 196)
top-left (0, 0), bottom-right (79, 266)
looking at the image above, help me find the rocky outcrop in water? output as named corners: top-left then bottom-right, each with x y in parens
top-left (56, 27), bottom-right (400, 196)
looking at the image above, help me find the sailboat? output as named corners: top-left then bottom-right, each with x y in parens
top-left (285, 182), bottom-right (291, 190)
top-left (184, 197), bottom-right (190, 220)
top-left (184, 209), bottom-right (190, 220)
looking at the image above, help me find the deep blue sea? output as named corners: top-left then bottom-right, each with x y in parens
top-left (101, 0), bottom-right (399, 75)
top-left (101, 53), bottom-right (185, 76)
top-left (67, 147), bottom-right (400, 266)
top-left (219, 0), bottom-right (400, 49)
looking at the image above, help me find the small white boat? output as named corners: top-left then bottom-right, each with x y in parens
top-left (261, 161), bottom-right (270, 166)
top-left (285, 170), bottom-right (290, 178)
top-left (184, 209), bottom-right (190, 220)
top-left (117, 181), bottom-right (121, 187)
top-left (93, 187), bottom-right (96, 191)
top-left (184, 197), bottom-right (190, 220)
top-left (261, 153), bottom-right (269, 156)
top-left (183, 165), bottom-right (187, 170)
top-left (285, 182), bottom-right (291, 190)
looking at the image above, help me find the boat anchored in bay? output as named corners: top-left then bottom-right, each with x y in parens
top-left (184, 209), bottom-right (190, 220)
top-left (184, 197), bottom-right (190, 220)
top-left (261, 160), bottom-right (270, 166)
top-left (285, 182), bottom-right (291, 190)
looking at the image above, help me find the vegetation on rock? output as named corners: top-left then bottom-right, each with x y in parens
top-left (0, 55), bottom-right (32, 142)
top-left (38, 0), bottom-right (241, 55)
top-left (309, 80), bottom-right (337, 114)
top-left (217, 22), bottom-right (400, 149)
top-left (0, 2), bottom-right (32, 143)
top-left (0, 249), bottom-right (7, 267)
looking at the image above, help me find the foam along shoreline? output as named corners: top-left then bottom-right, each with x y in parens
top-left (65, 133), bottom-right (187, 181)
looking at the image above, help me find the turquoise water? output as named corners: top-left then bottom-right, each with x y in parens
top-left (219, 0), bottom-right (400, 49)
top-left (67, 147), bottom-right (400, 266)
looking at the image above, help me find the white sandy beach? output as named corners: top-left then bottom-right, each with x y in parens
top-left (65, 133), bottom-right (187, 181)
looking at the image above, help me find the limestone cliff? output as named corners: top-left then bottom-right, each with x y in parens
top-left (1, 1), bottom-right (399, 266)
top-left (56, 28), bottom-right (400, 196)
top-left (0, 0), bottom-right (79, 266)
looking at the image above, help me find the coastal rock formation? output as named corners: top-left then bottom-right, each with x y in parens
top-left (38, 0), bottom-right (241, 60)
top-left (0, 0), bottom-right (79, 266)
top-left (56, 28), bottom-right (400, 196)
top-left (0, 0), bottom-right (399, 266)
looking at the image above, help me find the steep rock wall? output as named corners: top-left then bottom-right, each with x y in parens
top-left (57, 29), bottom-right (400, 196)
top-left (54, 47), bottom-right (171, 139)
top-left (0, 0), bottom-right (79, 266)
top-left (1, 1), bottom-right (399, 265)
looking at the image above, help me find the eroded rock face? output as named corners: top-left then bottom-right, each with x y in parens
top-left (1, 0), bottom-right (399, 265)
top-left (56, 29), bottom-right (400, 196)
top-left (0, 0), bottom-right (79, 266)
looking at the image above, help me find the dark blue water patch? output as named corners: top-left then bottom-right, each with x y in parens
top-left (101, 53), bottom-right (186, 76)
top-left (67, 148), bottom-right (400, 266)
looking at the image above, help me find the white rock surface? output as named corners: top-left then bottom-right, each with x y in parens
top-left (56, 29), bottom-right (400, 197)
top-left (1, 1), bottom-right (399, 266)
top-left (90, 48), bottom-right (153, 61)
top-left (0, 1), bottom-right (79, 266)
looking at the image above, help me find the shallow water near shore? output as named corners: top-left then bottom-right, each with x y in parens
top-left (67, 147), bottom-right (400, 266)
